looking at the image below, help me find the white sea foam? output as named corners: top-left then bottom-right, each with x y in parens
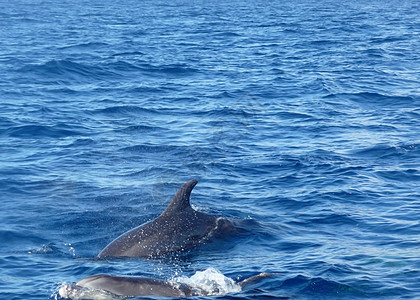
top-left (173, 267), bottom-right (242, 296)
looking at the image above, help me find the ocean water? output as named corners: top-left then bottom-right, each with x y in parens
top-left (1, 0), bottom-right (419, 299)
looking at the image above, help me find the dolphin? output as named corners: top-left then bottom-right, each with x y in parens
top-left (58, 272), bottom-right (272, 299)
top-left (97, 179), bottom-right (235, 258)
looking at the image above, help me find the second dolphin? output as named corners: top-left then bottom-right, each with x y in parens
top-left (98, 179), bottom-right (235, 258)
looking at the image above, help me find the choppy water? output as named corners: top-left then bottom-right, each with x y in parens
top-left (1, 0), bottom-right (419, 299)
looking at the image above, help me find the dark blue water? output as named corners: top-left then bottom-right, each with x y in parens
top-left (1, 0), bottom-right (419, 299)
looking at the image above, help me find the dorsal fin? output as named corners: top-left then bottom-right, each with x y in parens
top-left (239, 273), bottom-right (275, 288)
top-left (161, 179), bottom-right (198, 216)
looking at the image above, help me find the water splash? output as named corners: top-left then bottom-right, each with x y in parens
top-left (28, 244), bottom-right (54, 254)
top-left (173, 267), bottom-right (241, 296)
top-left (65, 243), bottom-right (76, 257)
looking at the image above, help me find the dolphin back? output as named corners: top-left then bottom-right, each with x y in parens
top-left (59, 272), bottom-right (275, 299)
top-left (97, 179), bottom-right (235, 258)
top-left (77, 274), bottom-right (191, 297)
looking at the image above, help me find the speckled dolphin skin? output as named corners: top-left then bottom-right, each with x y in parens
top-left (75, 274), bottom-right (195, 297)
top-left (59, 272), bottom-right (272, 299)
top-left (97, 179), bottom-right (235, 258)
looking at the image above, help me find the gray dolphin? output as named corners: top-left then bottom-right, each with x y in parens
top-left (97, 179), bottom-right (235, 258)
top-left (59, 272), bottom-right (272, 299)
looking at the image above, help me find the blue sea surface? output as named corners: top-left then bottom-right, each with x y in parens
top-left (1, 0), bottom-right (419, 299)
